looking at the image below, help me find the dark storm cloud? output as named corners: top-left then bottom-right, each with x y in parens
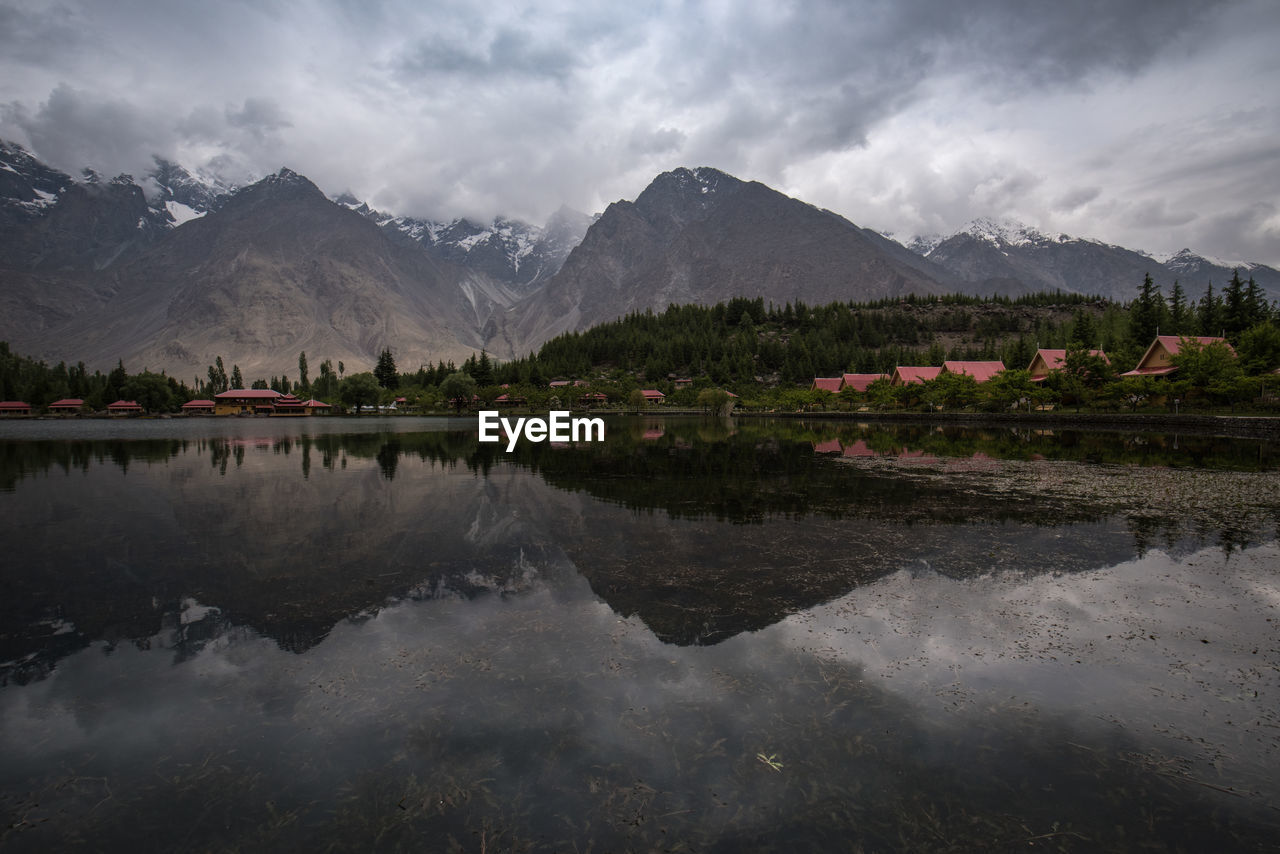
top-left (923, 0), bottom-right (1220, 86)
top-left (1196, 202), bottom-right (1280, 266)
top-left (3, 84), bottom-right (167, 180)
top-left (226, 97), bottom-right (293, 139)
top-left (395, 26), bottom-right (579, 82)
top-left (1126, 198), bottom-right (1198, 229)
top-left (1053, 187), bottom-right (1103, 213)
top-left (0, 0), bottom-right (1274, 263)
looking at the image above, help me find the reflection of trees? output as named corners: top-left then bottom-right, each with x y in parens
top-left (5, 419), bottom-right (1276, 671)
top-left (0, 438), bottom-right (188, 490)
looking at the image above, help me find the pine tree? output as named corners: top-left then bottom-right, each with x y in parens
top-left (1243, 276), bottom-right (1269, 327)
top-left (231, 365), bottom-right (244, 389)
top-left (1070, 310), bottom-right (1097, 348)
top-left (473, 350), bottom-right (495, 386)
top-left (1222, 270), bottom-right (1248, 338)
top-left (1197, 283), bottom-right (1222, 337)
top-left (297, 351), bottom-right (309, 390)
top-left (1167, 281), bottom-right (1192, 335)
top-left (1128, 273), bottom-right (1164, 346)
top-left (374, 348), bottom-right (398, 389)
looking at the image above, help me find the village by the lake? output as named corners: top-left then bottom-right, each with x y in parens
top-left (4, 3), bottom-right (1280, 847)
top-left (4, 274), bottom-right (1280, 851)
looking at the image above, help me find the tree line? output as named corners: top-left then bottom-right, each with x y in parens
top-left (2, 274), bottom-right (1277, 414)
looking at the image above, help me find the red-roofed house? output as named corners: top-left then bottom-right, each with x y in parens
top-left (841, 373), bottom-right (887, 393)
top-left (271, 394), bottom-right (307, 416)
top-left (181, 399), bottom-right (216, 415)
top-left (811, 377), bottom-right (843, 393)
top-left (1121, 336), bottom-right (1235, 378)
top-left (942, 361), bottom-right (1006, 383)
top-left (48, 398), bottom-right (86, 415)
top-left (890, 366), bottom-right (942, 386)
top-left (214, 388), bottom-right (283, 416)
top-left (578, 392), bottom-right (608, 407)
top-left (639, 389), bottom-right (665, 404)
top-left (0, 401), bottom-right (32, 417)
top-left (300, 399), bottom-right (333, 415)
top-left (106, 399), bottom-right (143, 416)
top-left (1027, 349), bottom-right (1110, 382)
top-left (494, 393), bottom-right (528, 406)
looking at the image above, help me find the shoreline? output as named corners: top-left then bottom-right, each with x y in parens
top-left (733, 409), bottom-right (1280, 439)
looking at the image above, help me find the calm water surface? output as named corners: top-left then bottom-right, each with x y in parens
top-left (1, 416), bottom-right (1278, 852)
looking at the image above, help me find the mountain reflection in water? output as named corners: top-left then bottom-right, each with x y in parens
top-left (1, 417), bottom-right (1278, 851)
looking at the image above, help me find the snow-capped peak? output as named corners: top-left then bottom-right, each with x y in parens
top-left (961, 217), bottom-right (1050, 247)
top-left (1161, 247), bottom-right (1256, 272)
top-left (906, 233), bottom-right (944, 256)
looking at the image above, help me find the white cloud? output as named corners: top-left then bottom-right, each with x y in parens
top-left (0, 0), bottom-right (1275, 262)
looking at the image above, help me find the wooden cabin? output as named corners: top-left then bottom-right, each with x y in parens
top-left (941, 361), bottom-right (1006, 383)
top-left (1121, 336), bottom-right (1233, 378)
top-left (811, 377), bottom-right (843, 393)
top-left (890, 366), bottom-right (942, 386)
top-left (213, 388), bottom-right (283, 415)
top-left (47, 398), bottom-right (86, 416)
top-left (1027, 349), bottom-right (1109, 382)
top-left (106, 399), bottom-right (144, 416)
top-left (840, 373), bottom-right (887, 392)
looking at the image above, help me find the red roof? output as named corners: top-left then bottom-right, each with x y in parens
top-left (640, 389), bottom-right (665, 399)
top-left (1029, 349), bottom-right (1109, 372)
top-left (182, 399), bottom-right (216, 408)
top-left (841, 373), bottom-right (886, 392)
top-left (107, 400), bottom-right (143, 410)
top-left (214, 389), bottom-right (283, 400)
top-left (1122, 336), bottom-right (1235, 377)
top-left (811, 377), bottom-right (843, 393)
top-left (892, 366), bottom-right (942, 385)
top-left (0, 401), bottom-right (31, 410)
top-left (942, 361), bottom-right (1006, 383)
top-left (300, 399), bottom-right (331, 408)
top-left (49, 398), bottom-right (85, 407)
top-left (1154, 335), bottom-right (1232, 356)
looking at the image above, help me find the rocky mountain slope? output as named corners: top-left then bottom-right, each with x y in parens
top-left (0, 142), bottom-right (585, 376)
top-left (2, 139), bottom-right (1276, 380)
top-left (501, 167), bottom-right (951, 351)
top-left (5, 168), bottom-right (492, 380)
top-left (911, 218), bottom-right (1280, 303)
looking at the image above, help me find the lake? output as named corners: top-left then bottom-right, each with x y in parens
top-left (2, 416), bottom-right (1278, 852)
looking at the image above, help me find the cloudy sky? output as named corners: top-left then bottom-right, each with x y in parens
top-left (2, 0), bottom-right (1277, 264)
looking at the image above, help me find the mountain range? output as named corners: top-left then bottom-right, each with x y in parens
top-left (1, 139), bottom-right (1276, 379)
